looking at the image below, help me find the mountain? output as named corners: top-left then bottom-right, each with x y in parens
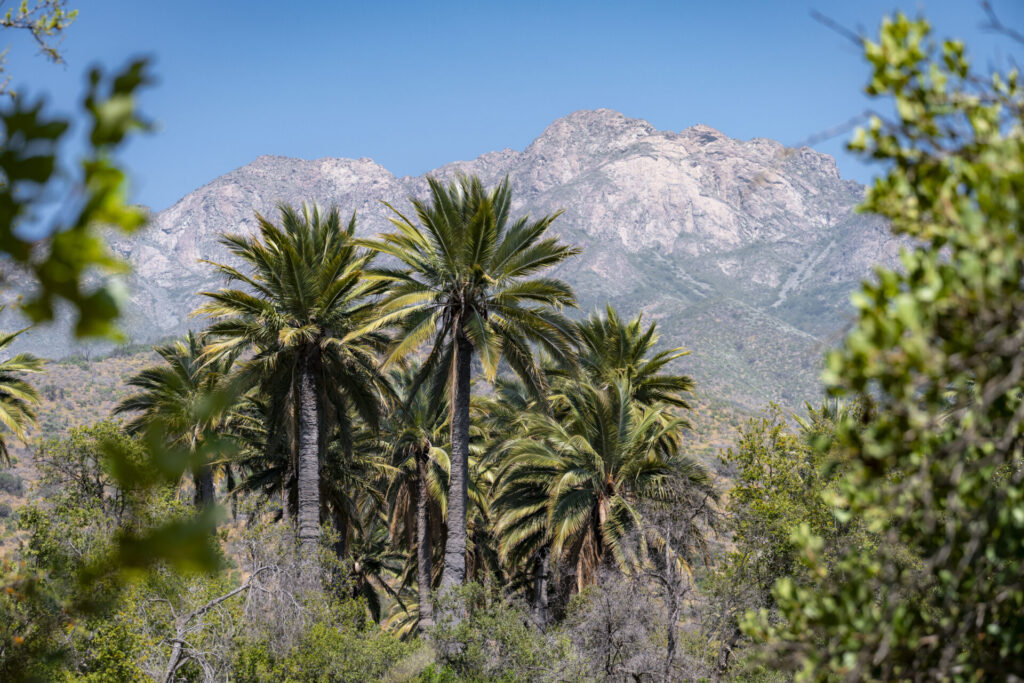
top-left (10, 109), bottom-right (901, 408)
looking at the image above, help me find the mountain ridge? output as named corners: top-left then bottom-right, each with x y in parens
top-left (7, 108), bottom-right (901, 408)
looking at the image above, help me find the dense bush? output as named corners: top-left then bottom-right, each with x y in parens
top-left (232, 599), bottom-right (413, 683)
top-left (0, 472), bottom-right (23, 496)
top-left (428, 583), bottom-right (576, 682)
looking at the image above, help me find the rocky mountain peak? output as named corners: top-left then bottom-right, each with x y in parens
top-left (526, 109), bottom-right (657, 155)
top-left (680, 123), bottom-right (727, 143)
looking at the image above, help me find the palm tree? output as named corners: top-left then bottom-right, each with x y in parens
top-left (114, 331), bottom-right (235, 507)
top-left (564, 306), bottom-right (695, 464)
top-left (0, 325), bottom-right (43, 466)
top-left (361, 175), bottom-right (579, 590)
top-left (197, 204), bottom-right (390, 553)
top-left (484, 309), bottom-right (696, 615)
top-left (494, 376), bottom-right (711, 594)
top-left (381, 366), bottom-right (449, 631)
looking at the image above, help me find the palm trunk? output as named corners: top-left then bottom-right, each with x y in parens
top-left (532, 545), bottom-right (550, 625)
top-left (441, 332), bottom-right (471, 591)
top-left (663, 543), bottom-right (680, 682)
top-left (192, 465), bottom-right (215, 508)
top-left (416, 448), bottom-right (434, 631)
top-left (225, 464), bottom-right (238, 521)
top-left (191, 424), bottom-right (215, 509)
top-left (296, 350), bottom-right (321, 557)
top-left (332, 504), bottom-right (350, 560)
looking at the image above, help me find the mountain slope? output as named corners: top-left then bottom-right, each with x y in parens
top-left (12, 109), bottom-right (900, 408)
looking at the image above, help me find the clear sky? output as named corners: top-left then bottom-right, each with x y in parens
top-left (7, 0), bottom-right (1022, 212)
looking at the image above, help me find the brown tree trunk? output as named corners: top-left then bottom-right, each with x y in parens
top-left (532, 545), bottom-right (550, 625)
top-left (296, 350), bottom-right (321, 558)
top-left (714, 625), bottom-right (742, 682)
top-left (416, 447), bottom-right (434, 631)
top-left (192, 465), bottom-right (215, 509)
top-left (190, 423), bottom-right (215, 510)
top-left (441, 332), bottom-right (471, 591)
top-left (225, 464), bottom-right (238, 521)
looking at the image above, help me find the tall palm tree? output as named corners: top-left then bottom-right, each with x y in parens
top-left (114, 331), bottom-right (235, 507)
top-left (197, 204), bottom-right (390, 553)
top-left (361, 175), bottom-right (579, 590)
top-left (0, 325), bottom-right (43, 466)
top-left (494, 377), bottom-right (711, 594)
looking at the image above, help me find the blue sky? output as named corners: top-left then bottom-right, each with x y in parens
top-left (8, 0), bottom-right (1022, 211)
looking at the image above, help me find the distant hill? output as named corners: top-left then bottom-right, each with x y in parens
top-left (5, 109), bottom-right (901, 408)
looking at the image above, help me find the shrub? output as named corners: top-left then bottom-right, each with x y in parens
top-left (0, 472), bottom-right (22, 496)
top-left (231, 598), bottom-right (413, 682)
top-left (429, 583), bottom-right (573, 682)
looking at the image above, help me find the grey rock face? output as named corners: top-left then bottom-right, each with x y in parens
top-left (13, 109), bottom-right (900, 407)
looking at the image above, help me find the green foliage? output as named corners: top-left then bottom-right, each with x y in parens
top-left (59, 618), bottom-right (148, 683)
top-left (429, 583), bottom-right (568, 682)
top-left (1, 421), bottom-right (219, 680)
top-left (0, 59), bottom-right (152, 339)
top-left (744, 13), bottom-right (1024, 680)
top-left (722, 403), bottom-right (866, 593)
top-left (232, 596), bottom-right (414, 683)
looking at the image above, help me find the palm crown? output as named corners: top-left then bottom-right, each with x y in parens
top-left (364, 174), bottom-right (580, 398)
top-left (198, 204), bottom-right (390, 433)
top-left (115, 331), bottom-right (231, 438)
top-left (574, 305), bottom-right (694, 410)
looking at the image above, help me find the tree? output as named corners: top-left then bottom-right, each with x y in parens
top-left (495, 376), bottom-right (711, 594)
top-left (2, 421), bottom-right (199, 681)
top-left (0, 59), bottom-right (152, 339)
top-left (363, 174), bottom-right (579, 591)
top-left (381, 366), bottom-right (449, 632)
top-left (0, 322), bottom-right (42, 465)
top-left (745, 13), bottom-right (1024, 679)
top-left (114, 331), bottom-right (235, 507)
top-left (569, 305), bottom-right (695, 461)
top-left (197, 204), bottom-right (390, 554)
top-left (714, 402), bottom-right (868, 677)
top-left (485, 306), bottom-right (698, 615)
